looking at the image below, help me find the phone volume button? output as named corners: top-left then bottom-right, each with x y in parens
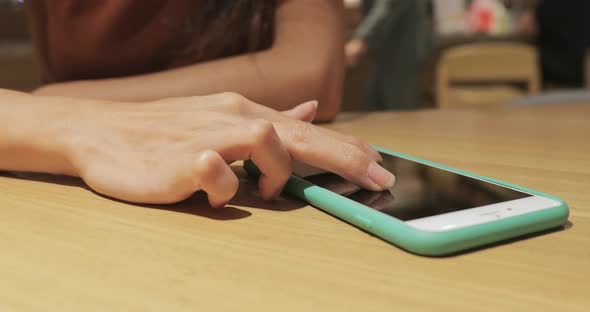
top-left (354, 215), bottom-right (373, 229)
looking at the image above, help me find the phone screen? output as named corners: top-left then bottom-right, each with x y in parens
top-left (294, 153), bottom-right (532, 221)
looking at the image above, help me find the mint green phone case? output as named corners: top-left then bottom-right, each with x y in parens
top-left (244, 146), bottom-right (569, 256)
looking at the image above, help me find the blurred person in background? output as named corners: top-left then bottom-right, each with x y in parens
top-left (517, 0), bottom-right (590, 88)
top-left (345, 0), bottom-right (432, 110)
top-left (25, 0), bottom-right (344, 121)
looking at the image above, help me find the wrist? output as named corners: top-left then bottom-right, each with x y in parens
top-left (1, 92), bottom-right (93, 176)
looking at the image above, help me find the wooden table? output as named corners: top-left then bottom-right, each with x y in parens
top-left (1, 104), bottom-right (588, 311)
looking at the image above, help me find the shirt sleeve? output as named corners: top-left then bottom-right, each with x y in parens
top-left (353, 0), bottom-right (412, 48)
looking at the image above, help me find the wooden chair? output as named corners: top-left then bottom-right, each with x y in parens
top-left (436, 42), bottom-right (540, 109)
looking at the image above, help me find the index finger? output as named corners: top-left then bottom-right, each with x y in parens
top-left (276, 121), bottom-right (395, 191)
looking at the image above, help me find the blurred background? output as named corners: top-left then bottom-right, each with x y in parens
top-left (0, 0), bottom-right (38, 91)
top-left (1, 0), bottom-right (589, 111)
top-left (343, 0), bottom-right (590, 110)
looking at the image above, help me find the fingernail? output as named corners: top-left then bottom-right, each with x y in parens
top-left (368, 162), bottom-right (395, 190)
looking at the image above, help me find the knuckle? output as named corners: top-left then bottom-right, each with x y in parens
top-left (346, 135), bottom-right (364, 148)
top-left (360, 142), bottom-right (376, 156)
top-left (193, 150), bottom-right (223, 177)
top-left (361, 142), bottom-right (374, 151)
top-left (288, 121), bottom-right (314, 147)
top-left (249, 119), bottom-right (277, 144)
top-left (218, 92), bottom-right (246, 113)
top-left (219, 91), bottom-right (244, 102)
top-left (332, 131), bottom-right (362, 147)
top-left (340, 145), bottom-right (367, 174)
top-left (199, 149), bottom-right (222, 165)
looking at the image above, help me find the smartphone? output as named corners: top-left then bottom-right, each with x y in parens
top-left (244, 146), bottom-right (569, 256)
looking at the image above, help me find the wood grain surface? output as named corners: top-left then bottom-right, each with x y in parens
top-left (1, 104), bottom-right (588, 311)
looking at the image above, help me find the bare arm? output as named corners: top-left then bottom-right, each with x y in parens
top-left (0, 90), bottom-right (391, 205)
top-left (0, 89), bottom-right (77, 175)
top-left (33, 0), bottom-right (345, 121)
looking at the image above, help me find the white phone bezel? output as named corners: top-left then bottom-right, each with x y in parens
top-left (293, 159), bottom-right (562, 233)
top-left (404, 193), bottom-right (561, 232)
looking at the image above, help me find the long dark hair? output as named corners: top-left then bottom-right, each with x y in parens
top-left (181, 0), bottom-right (278, 63)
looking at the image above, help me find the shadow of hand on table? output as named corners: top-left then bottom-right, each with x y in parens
top-left (1, 167), bottom-right (307, 221)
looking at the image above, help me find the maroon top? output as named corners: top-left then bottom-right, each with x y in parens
top-left (26, 0), bottom-right (211, 83)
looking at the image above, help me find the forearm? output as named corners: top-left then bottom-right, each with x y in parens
top-left (33, 0), bottom-right (344, 121)
top-left (34, 48), bottom-right (341, 121)
top-left (0, 89), bottom-right (77, 175)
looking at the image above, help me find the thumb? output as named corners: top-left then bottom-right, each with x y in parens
top-left (282, 100), bottom-right (318, 123)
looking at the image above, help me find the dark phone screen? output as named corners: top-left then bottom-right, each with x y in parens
top-left (294, 153), bottom-right (531, 221)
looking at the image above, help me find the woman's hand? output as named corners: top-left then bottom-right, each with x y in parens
top-left (63, 93), bottom-right (394, 207)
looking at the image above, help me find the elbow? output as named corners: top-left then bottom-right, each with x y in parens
top-left (314, 96), bottom-right (340, 122)
top-left (294, 59), bottom-right (343, 122)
